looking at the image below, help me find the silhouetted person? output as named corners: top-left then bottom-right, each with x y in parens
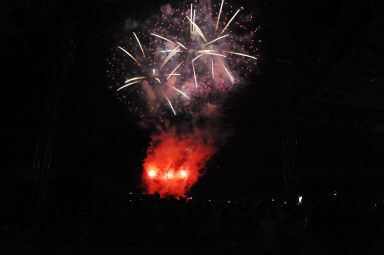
top-left (258, 205), bottom-right (280, 255)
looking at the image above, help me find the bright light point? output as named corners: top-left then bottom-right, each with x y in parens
top-left (179, 170), bottom-right (188, 178)
top-left (148, 170), bottom-right (156, 178)
top-left (167, 172), bottom-right (174, 178)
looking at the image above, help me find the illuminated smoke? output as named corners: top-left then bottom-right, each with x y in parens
top-left (142, 127), bottom-right (216, 197)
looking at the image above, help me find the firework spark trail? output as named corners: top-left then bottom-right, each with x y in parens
top-left (170, 86), bottom-right (190, 99)
top-left (186, 16), bottom-right (208, 42)
top-left (133, 32), bottom-right (147, 61)
top-left (192, 52), bottom-right (226, 62)
top-left (221, 62), bottom-right (234, 83)
top-left (204, 52), bottom-right (226, 58)
top-left (196, 50), bottom-right (215, 54)
top-left (151, 33), bottom-right (177, 45)
top-left (117, 46), bottom-right (141, 66)
top-left (220, 8), bottom-right (241, 35)
top-left (192, 62), bottom-right (198, 88)
top-left (161, 49), bottom-right (182, 53)
top-left (177, 42), bottom-right (188, 49)
top-left (117, 80), bottom-right (142, 91)
top-left (215, 0), bottom-right (225, 31)
top-left (167, 61), bottom-right (184, 80)
top-left (124, 76), bottom-right (146, 84)
top-left (192, 54), bottom-right (205, 62)
top-left (167, 73), bottom-right (181, 77)
top-left (204, 34), bottom-right (229, 46)
top-left (161, 45), bottom-right (181, 69)
top-left (161, 88), bottom-right (177, 115)
top-left (225, 51), bottom-right (258, 60)
top-left (211, 59), bottom-right (215, 79)
top-left (190, 3), bottom-right (193, 35)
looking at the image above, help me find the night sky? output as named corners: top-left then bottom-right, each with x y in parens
top-left (3, 0), bottom-right (384, 203)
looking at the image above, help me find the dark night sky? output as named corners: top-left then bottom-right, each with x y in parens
top-left (2, 0), bottom-right (384, 201)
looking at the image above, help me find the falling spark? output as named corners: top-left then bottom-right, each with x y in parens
top-left (186, 16), bottom-right (208, 42)
top-left (117, 46), bottom-right (141, 66)
top-left (192, 52), bottom-right (226, 62)
top-left (221, 62), bottom-right (234, 83)
top-left (215, 0), bottom-right (225, 31)
top-left (192, 62), bottom-right (198, 88)
top-left (190, 4), bottom-right (193, 35)
top-left (161, 45), bottom-right (181, 69)
top-left (220, 9), bottom-right (241, 35)
top-left (205, 34), bottom-right (229, 46)
top-left (177, 42), bottom-right (188, 49)
top-left (197, 49), bottom-right (215, 53)
top-left (192, 53), bottom-right (205, 62)
top-left (167, 61), bottom-right (184, 80)
top-left (170, 86), bottom-right (190, 99)
top-left (124, 76), bottom-right (146, 84)
top-left (161, 49), bottom-right (182, 53)
top-left (133, 32), bottom-right (147, 61)
top-left (225, 51), bottom-right (258, 60)
top-left (161, 88), bottom-right (176, 115)
top-left (117, 80), bottom-right (142, 91)
top-left (151, 33), bottom-right (177, 45)
top-left (155, 78), bottom-right (161, 83)
top-left (206, 52), bottom-right (226, 58)
top-left (211, 59), bottom-right (215, 79)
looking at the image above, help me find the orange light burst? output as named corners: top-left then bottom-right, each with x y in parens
top-left (142, 129), bottom-right (216, 197)
top-left (148, 170), bottom-right (157, 178)
top-left (179, 170), bottom-right (188, 178)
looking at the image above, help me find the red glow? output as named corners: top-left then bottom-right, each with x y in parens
top-left (165, 172), bottom-right (174, 179)
top-left (179, 170), bottom-right (188, 178)
top-left (143, 129), bottom-right (216, 197)
top-left (148, 170), bottom-right (157, 178)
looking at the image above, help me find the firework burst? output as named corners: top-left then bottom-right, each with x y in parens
top-left (150, 0), bottom-right (260, 94)
top-left (109, 32), bottom-right (190, 116)
top-left (108, 0), bottom-right (260, 116)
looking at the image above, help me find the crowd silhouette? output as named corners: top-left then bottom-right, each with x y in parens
top-left (1, 187), bottom-right (383, 254)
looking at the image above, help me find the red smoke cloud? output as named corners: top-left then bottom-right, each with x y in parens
top-left (142, 128), bottom-right (216, 197)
